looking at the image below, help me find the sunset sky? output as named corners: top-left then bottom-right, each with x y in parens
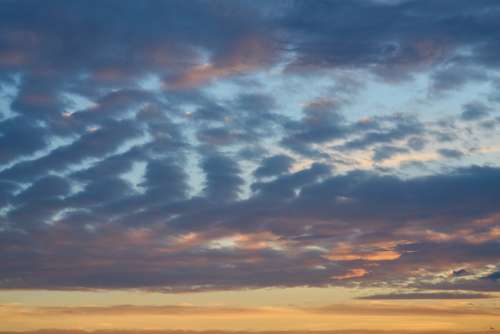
top-left (0, 0), bottom-right (499, 333)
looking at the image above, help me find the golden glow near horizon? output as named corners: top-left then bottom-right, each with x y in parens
top-left (0, 288), bottom-right (499, 332)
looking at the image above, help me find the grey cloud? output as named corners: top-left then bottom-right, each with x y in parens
top-left (358, 292), bottom-right (494, 300)
top-left (438, 148), bottom-right (464, 159)
top-left (372, 145), bottom-right (409, 162)
top-left (461, 102), bottom-right (491, 121)
top-left (254, 154), bottom-right (295, 178)
top-left (201, 154), bottom-right (243, 202)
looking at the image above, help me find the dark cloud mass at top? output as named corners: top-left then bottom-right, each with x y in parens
top-left (0, 0), bottom-right (499, 293)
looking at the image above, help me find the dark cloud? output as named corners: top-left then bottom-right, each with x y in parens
top-left (357, 292), bottom-right (494, 300)
top-left (281, 0), bottom-right (500, 78)
top-left (485, 271), bottom-right (500, 281)
top-left (0, 164), bottom-right (498, 291)
top-left (407, 136), bottom-right (427, 151)
top-left (372, 145), bottom-right (409, 162)
top-left (254, 154), bottom-right (295, 178)
top-left (197, 127), bottom-right (241, 146)
top-left (452, 268), bottom-right (471, 277)
top-left (0, 116), bottom-right (48, 163)
top-left (141, 158), bottom-right (189, 204)
top-left (430, 65), bottom-right (489, 96)
top-left (461, 102), bottom-right (491, 121)
top-left (282, 104), bottom-right (347, 155)
top-left (416, 274), bottom-right (500, 293)
top-left (201, 153), bottom-right (244, 202)
top-left (338, 114), bottom-right (424, 152)
top-left (252, 162), bottom-right (331, 201)
top-left (13, 175), bottom-right (70, 204)
top-left (0, 119), bottom-right (143, 182)
top-left (438, 148), bottom-right (464, 159)
top-left (68, 177), bottom-right (133, 207)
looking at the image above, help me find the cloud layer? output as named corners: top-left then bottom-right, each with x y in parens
top-left (0, 0), bottom-right (499, 294)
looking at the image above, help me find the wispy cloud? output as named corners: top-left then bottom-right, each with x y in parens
top-left (357, 292), bottom-right (495, 300)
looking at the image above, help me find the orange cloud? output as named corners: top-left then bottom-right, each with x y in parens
top-left (333, 268), bottom-right (368, 280)
top-left (326, 243), bottom-right (401, 262)
top-left (167, 35), bottom-right (274, 89)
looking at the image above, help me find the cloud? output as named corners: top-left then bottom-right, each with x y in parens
top-left (0, 164), bottom-right (499, 291)
top-left (372, 145), bottom-right (409, 162)
top-left (485, 271), bottom-right (500, 281)
top-left (280, 0), bottom-right (500, 78)
top-left (0, 116), bottom-right (49, 163)
top-left (357, 292), bottom-right (495, 300)
top-left (201, 153), bottom-right (244, 202)
top-left (437, 148), bottom-right (464, 159)
top-left (461, 102), bottom-right (491, 122)
top-left (452, 268), bottom-right (471, 277)
top-left (254, 155), bottom-right (295, 178)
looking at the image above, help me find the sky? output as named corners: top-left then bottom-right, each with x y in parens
top-left (0, 0), bottom-right (499, 333)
